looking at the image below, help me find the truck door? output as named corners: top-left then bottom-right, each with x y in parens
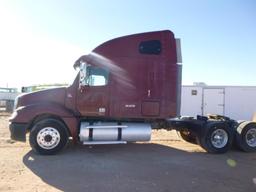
top-left (141, 60), bottom-right (162, 116)
top-left (203, 88), bottom-right (225, 116)
top-left (76, 66), bottom-right (110, 117)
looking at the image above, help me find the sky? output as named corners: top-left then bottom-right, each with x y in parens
top-left (0, 0), bottom-right (255, 88)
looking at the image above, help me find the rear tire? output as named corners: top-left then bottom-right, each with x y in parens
top-left (235, 121), bottom-right (256, 152)
top-left (29, 118), bottom-right (69, 155)
top-left (179, 130), bottom-right (198, 144)
top-left (199, 122), bottom-right (234, 153)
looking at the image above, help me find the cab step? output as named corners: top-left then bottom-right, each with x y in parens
top-left (82, 141), bottom-right (127, 145)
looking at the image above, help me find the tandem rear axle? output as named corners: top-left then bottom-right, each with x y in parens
top-left (168, 114), bottom-right (256, 153)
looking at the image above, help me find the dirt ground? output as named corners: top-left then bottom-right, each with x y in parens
top-left (0, 114), bottom-right (256, 192)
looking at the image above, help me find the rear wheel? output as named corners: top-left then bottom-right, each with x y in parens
top-left (179, 130), bottom-right (198, 144)
top-left (29, 118), bottom-right (69, 155)
top-left (199, 122), bottom-right (234, 153)
top-left (235, 121), bottom-right (256, 152)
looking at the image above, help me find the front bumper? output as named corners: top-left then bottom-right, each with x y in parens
top-left (9, 122), bottom-right (28, 142)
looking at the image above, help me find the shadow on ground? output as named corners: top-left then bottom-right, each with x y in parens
top-left (23, 143), bottom-right (256, 192)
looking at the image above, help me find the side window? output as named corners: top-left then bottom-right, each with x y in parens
top-left (87, 67), bottom-right (109, 86)
top-left (139, 40), bottom-right (161, 55)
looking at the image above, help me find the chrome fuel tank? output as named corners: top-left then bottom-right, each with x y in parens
top-left (79, 122), bottom-right (151, 143)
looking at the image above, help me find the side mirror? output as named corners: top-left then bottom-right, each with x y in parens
top-left (79, 70), bottom-right (86, 86)
top-left (79, 71), bottom-right (89, 91)
top-left (78, 62), bottom-right (86, 89)
top-left (79, 63), bottom-right (92, 90)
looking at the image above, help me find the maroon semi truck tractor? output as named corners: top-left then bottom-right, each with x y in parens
top-left (9, 30), bottom-right (256, 155)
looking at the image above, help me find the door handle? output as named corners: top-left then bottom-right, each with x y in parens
top-left (147, 89), bottom-right (151, 97)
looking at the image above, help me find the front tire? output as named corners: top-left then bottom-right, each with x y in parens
top-left (29, 118), bottom-right (68, 155)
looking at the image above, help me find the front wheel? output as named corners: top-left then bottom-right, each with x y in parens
top-left (29, 118), bottom-right (69, 155)
top-left (199, 122), bottom-right (234, 153)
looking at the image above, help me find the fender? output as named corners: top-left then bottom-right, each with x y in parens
top-left (10, 103), bottom-right (79, 142)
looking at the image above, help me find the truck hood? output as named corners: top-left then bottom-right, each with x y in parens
top-left (16, 87), bottom-right (67, 108)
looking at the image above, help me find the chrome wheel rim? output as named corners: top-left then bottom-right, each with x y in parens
top-left (245, 128), bottom-right (256, 147)
top-left (37, 127), bottom-right (60, 149)
top-left (211, 129), bottom-right (228, 148)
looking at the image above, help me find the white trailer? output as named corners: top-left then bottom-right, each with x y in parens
top-left (181, 84), bottom-right (256, 120)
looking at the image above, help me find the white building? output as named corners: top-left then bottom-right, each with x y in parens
top-left (181, 83), bottom-right (256, 121)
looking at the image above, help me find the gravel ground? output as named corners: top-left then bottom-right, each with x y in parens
top-left (1, 114), bottom-right (256, 192)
